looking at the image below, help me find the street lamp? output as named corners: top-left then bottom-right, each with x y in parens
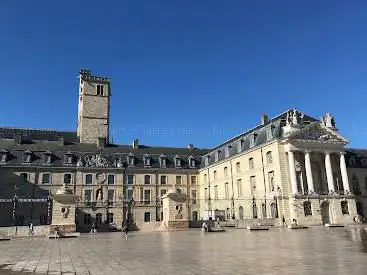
top-left (47, 194), bottom-right (53, 225)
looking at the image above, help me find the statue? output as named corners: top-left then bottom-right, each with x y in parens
top-left (291, 108), bottom-right (298, 125)
top-left (322, 112), bottom-right (336, 128)
top-left (96, 189), bottom-right (103, 201)
top-left (76, 157), bottom-right (84, 167)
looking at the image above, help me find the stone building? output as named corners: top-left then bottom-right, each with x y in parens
top-left (0, 69), bottom-right (364, 231)
top-left (199, 109), bottom-right (360, 226)
top-left (0, 69), bottom-right (207, 231)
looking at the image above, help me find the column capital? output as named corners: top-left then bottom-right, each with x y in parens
top-left (304, 149), bottom-right (312, 154)
top-left (339, 151), bottom-right (347, 156)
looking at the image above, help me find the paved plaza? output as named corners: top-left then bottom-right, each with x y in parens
top-left (0, 227), bottom-right (367, 275)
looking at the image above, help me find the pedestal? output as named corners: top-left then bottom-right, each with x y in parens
top-left (162, 188), bottom-right (189, 231)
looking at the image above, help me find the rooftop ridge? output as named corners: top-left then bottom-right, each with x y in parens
top-left (0, 126), bottom-right (76, 133)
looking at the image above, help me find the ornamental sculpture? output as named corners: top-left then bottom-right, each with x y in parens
top-left (286, 108), bottom-right (304, 126)
top-left (321, 112), bottom-right (336, 129)
top-left (76, 154), bottom-right (113, 168)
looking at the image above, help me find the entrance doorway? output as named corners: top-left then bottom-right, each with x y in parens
top-left (320, 201), bottom-right (330, 224)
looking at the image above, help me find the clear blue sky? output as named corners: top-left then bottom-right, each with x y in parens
top-left (1, 0), bottom-right (366, 149)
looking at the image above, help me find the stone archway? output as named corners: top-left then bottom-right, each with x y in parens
top-left (320, 201), bottom-right (330, 225)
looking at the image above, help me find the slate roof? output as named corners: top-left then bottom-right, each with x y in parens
top-left (0, 128), bottom-right (210, 169)
top-left (201, 109), bottom-right (319, 167)
top-left (345, 148), bottom-right (367, 168)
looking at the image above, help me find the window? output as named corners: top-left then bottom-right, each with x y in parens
top-left (225, 146), bottom-right (230, 158)
top-left (144, 175), bottom-right (151, 185)
top-left (204, 174), bottom-right (207, 184)
top-left (160, 175), bottom-right (167, 185)
top-left (160, 189), bottom-right (167, 198)
top-left (144, 212), bottom-right (151, 222)
top-left (84, 190), bottom-right (92, 206)
top-left (204, 188), bottom-right (208, 202)
top-left (23, 151), bottom-right (31, 163)
top-left (0, 150), bottom-right (8, 163)
top-left (214, 185), bottom-right (218, 200)
top-left (64, 152), bottom-right (73, 164)
top-left (341, 201), bottom-right (349, 215)
top-left (160, 156), bottom-right (166, 168)
top-left (144, 155), bottom-right (151, 167)
top-left (225, 182), bottom-right (229, 199)
top-left (107, 213), bottom-right (114, 223)
top-left (84, 213), bottom-right (91, 224)
top-left (249, 158), bottom-right (254, 169)
top-left (192, 211), bottom-right (198, 221)
top-left (129, 156), bottom-right (135, 167)
top-left (250, 176), bottom-right (256, 196)
top-left (224, 167), bottom-right (228, 177)
top-left (237, 179), bottom-right (242, 197)
top-left (85, 174), bottom-right (92, 185)
top-left (189, 157), bottom-right (196, 168)
top-left (213, 170), bottom-right (217, 180)
top-left (190, 176), bottom-right (197, 186)
top-left (175, 157), bottom-right (181, 168)
top-left (204, 155), bottom-right (210, 166)
top-left (266, 127), bottom-right (273, 141)
top-left (268, 171), bottom-right (275, 191)
top-left (108, 189), bottom-right (114, 205)
top-left (127, 175), bottom-right (134, 185)
top-left (237, 140), bottom-right (243, 153)
top-left (239, 206), bottom-right (244, 220)
top-left (42, 173), bottom-right (51, 185)
top-left (266, 151), bottom-right (273, 164)
top-left (191, 190), bottom-right (197, 204)
top-left (107, 174), bottom-right (115, 185)
top-left (176, 175), bottom-right (182, 185)
top-left (352, 175), bottom-right (361, 195)
top-left (96, 213), bottom-right (102, 224)
top-left (44, 152), bottom-right (52, 164)
top-left (236, 162), bottom-right (241, 174)
top-left (271, 202), bottom-right (278, 218)
top-left (252, 204), bottom-right (258, 219)
top-left (144, 189), bottom-right (151, 205)
top-left (97, 84), bottom-right (104, 96)
top-left (64, 173), bottom-right (72, 185)
top-left (215, 150), bottom-right (220, 162)
top-left (226, 208), bottom-right (231, 220)
top-left (20, 172), bottom-right (27, 183)
top-left (303, 201), bottom-right (312, 216)
top-left (250, 133), bottom-right (258, 148)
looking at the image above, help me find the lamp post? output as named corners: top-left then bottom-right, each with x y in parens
top-left (12, 185), bottom-right (18, 234)
top-left (47, 194), bottom-right (52, 225)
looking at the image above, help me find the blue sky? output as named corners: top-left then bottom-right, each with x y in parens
top-left (1, 0), bottom-right (366, 148)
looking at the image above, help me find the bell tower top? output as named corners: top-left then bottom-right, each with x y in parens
top-left (77, 69), bottom-right (111, 144)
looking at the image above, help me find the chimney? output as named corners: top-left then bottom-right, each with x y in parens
top-left (132, 138), bottom-right (139, 149)
top-left (97, 137), bottom-right (106, 148)
top-left (188, 144), bottom-right (194, 149)
top-left (261, 113), bottom-right (269, 125)
top-left (58, 136), bottom-right (65, 146)
top-left (14, 134), bottom-right (22, 144)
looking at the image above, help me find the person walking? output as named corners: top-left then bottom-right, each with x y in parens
top-left (122, 224), bottom-right (129, 240)
top-left (28, 222), bottom-right (34, 236)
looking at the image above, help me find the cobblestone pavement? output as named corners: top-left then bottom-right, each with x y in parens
top-left (0, 227), bottom-right (367, 275)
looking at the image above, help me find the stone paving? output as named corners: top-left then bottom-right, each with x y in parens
top-left (0, 227), bottom-right (367, 275)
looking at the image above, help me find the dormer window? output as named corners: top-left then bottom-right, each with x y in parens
top-left (215, 150), bottom-right (221, 162)
top-left (97, 84), bottom-right (104, 96)
top-left (23, 150), bottom-right (32, 163)
top-left (204, 155), bottom-right (210, 166)
top-left (250, 133), bottom-right (258, 148)
top-left (225, 146), bottom-right (231, 158)
top-left (174, 155), bottom-right (182, 168)
top-left (238, 139), bottom-right (244, 153)
top-left (159, 155), bottom-right (167, 168)
top-left (64, 151), bottom-right (73, 164)
top-left (266, 126), bottom-right (274, 141)
top-left (44, 151), bottom-right (52, 164)
top-left (189, 156), bottom-right (196, 168)
top-left (127, 153), bottom-right (135, 167)
top-left (144, 154), bottom-right (151, 167)
top-left (0, 150), bottom-right (8, 163)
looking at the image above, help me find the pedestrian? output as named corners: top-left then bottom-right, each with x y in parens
top-left (122, 224), bottom-right (129, 240)
top-left (216, 218), bottom-right (220, 228)
top-left (282, 216), bottom-right (287, 227)
top-left (54, 225), bottom-right (59, 238)
top-left (28, 222), bottom-right (34, 236)
top-left (91, 223), bottom-right (96, 234)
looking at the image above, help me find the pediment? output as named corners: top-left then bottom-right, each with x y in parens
top-left (288, 122), bottom-right (348, 144)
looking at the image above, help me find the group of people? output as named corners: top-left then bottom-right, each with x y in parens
top-left (89, 222), bottom-right (129, 240)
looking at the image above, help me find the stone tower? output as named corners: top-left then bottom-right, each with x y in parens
top-left (77, 69), bottom-right (111, 144)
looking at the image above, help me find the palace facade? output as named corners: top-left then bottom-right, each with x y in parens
top-left (0, 69), bottom-right (366, 231)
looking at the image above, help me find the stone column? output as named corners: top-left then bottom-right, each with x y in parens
top-left (324, 152), bottom-right (335, 193)
top-left (339, 152), bottom-right (350, 194)
top-left (288, 151), bottom-right (298, 195)
top-left (304, 150), bottom-right (315, 194)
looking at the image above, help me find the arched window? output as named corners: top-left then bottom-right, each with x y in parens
top-left (341, 201), bottom-right (349, 215)
top-left (226, 208), bottom-right (231, 220)
top-left (352, 175), bottom-right (361, 194)
top-left (303, 201), bottom-right (312, 216)
top-left (261, 203), bottom-right (267, 218)
top-left (249, 158), bottom-right (254, 169)
top-left (192, 211), bottom-right (198, 221)
top-left (239, 206), bottom-right (244, 220)
top-left (252, 204), bottom-right (258, 219)
top-left (270, 202), bottom-right (278, 218)
top-left (224, 167), bottom-right (228, 177)
top-left (266, 151), bottom-right (272, 164)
